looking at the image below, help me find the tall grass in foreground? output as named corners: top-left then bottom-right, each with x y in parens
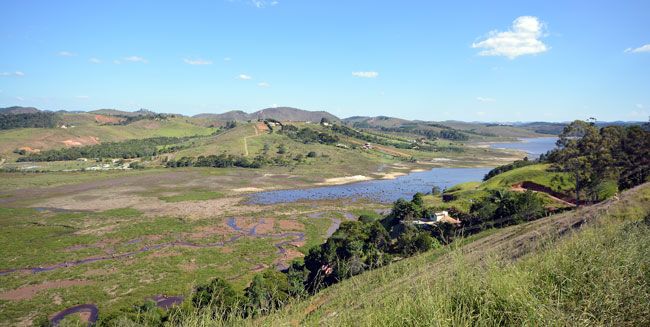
top-left (166, 206), bottom-right (649, 326)
top-left (363, 218), bottom-right (650, 327)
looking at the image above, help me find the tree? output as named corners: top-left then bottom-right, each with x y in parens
top-left (394, 225), bottom-right (437, 256)
top-left (192, 277), bottom-right (243, 318)
top-left (552, 120), bottom-right (602, 204)
top-left (245, 269), bottom-right (290, 316)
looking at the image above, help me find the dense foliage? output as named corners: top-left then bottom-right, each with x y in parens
top-left (18, 137), bottom-right (189, 161)
top-left (165, 154), bottom-right (264, 168)
top-left (548, 120), bottom-right (650, 202)
top-left (351, 123), bottom-right (470, 141)
top-left (280, 125), bottom-right (339, 144)
top-left (0, 112), bottom-right (60, 129)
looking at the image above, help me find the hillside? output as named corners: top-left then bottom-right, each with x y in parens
top-left (0, 106), bottom-right (41, 114)
top-left (249, 182), bottom-right (650, 326)
top-left (345, 116), bottom-right (547, 141)
top-left (194, 107), bottom-right (339, 122)
top-left (88, 108), bottom-right (158, 117)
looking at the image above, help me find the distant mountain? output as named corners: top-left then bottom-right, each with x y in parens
top-left (193, 107), bottom-right (340, 122)
top-left (89, 108), bottom-right (156, 117)
top-left (194, 110), bottom-right (251, 121)
top-left (0, 106), bottom-right (40, 114)
top-left (342, 115), bottom-right (411, 128)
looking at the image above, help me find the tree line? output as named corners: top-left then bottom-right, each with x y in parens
top-left (0, 112), bottom-right (60, 130)
top-left (165, 154), bottom-right (264, 169)
top-left (18, 137), bottom-right (190, 161)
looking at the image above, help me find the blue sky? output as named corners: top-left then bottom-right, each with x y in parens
top-left (1, 0), bottom-right (649, 122)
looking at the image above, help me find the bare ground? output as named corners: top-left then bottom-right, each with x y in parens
top-left (0, 280), bottom-right (93, 301)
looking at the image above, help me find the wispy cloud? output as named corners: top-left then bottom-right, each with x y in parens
top-left (224, 57), bottom-right (232, 62)
top-left (0, 71), bottom-right (24, 77)
top-left (352, 71), bottom-right (379, 78)
top-left (89, 58), bottom-right (102, 64)
top-left (123, 56), bottom-right (148, 63)
top-left (476, 96), bottom-right (496, 103)
top-left (625, 44), bottom-right (650, 54)
top-left (58, 51), bottom-right (76, 57)
top-left (258, 82), bottom-right (270, 88)
top-left (636, 104), bottom-right (644, 109)
top-left (183, 58), bottom-right (213, 65)
top-left (250, 0), bottom-right (279, 8)
top-left (472, 16), bottom-right (548, 59)
top-left (75, 95), bottom-right (90, 99)
top-left (237, 74), bottom-right (252, 80)
top-left (16, 96), bottom-right (24, 101)
top-left (476, 111), bottom-right (487, 117)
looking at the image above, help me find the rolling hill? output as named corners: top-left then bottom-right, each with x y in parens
top-left (0, 106), bottom-right (41, 114)
top-left (194, 107), bottom-right (339, 122)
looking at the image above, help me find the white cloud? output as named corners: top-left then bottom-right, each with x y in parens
top-left (1, 71), bottom-right (24, 77)
top-left (472, 16), bottom-right (548, 59)
top-left (16, 96), bottom-right (24, 101)
top-left (58, 51), bottom-right (76, 57)
top-left (224, 57), bottom-right (232, 62)
top-left (250, 0), bottom-right (278, 8)
top-left (123, 56), bottom-right (148, 63)
top-left (352, 71), bottom-right (379, 78)
top-left (476, 111), bottom-right (487, 116)
top-left (76, 95), bottom-right (90, 99)
top-left (476, 96), bottom-right (496, 103)
top-left (89, 58), bottom-right (102, 64)
top-left (237, 74), bottom-right (252, 80)
top-left (625, 44), bottom-right (650, 53)
top-left (184, 58), bottom-right (213, 65)
top-left (258, 82), bottom-right (270, 87)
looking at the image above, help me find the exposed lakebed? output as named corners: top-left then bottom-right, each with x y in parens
top-left (248, 137), bottom-right (558, 205)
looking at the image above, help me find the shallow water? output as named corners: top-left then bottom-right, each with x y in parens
top-left (489, 137), bottom-right (557, 158)
top-left (248, 137), bottom-right (558, 205)
top-left (248, 167), bottom-right (492, 204)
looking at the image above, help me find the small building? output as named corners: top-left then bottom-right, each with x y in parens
top-left (433, 211), bottom-right (461, 225)
top-left (407, 210), bottom-right (461, 226)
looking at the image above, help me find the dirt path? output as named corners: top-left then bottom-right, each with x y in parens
top-left (243, 123), bottom-right (262, 156)
top-left (346, 139), bottom-right (411, 158)
top-left (511, 182), bottom-right (576, 207)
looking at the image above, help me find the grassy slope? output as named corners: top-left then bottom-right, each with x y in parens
top-left (0, 114), bottom-right (215, 161)
top-left (243, 182), bottom-right (650, 326)
top-left (480, 163), bottom-right (571, 193)
top-left (424, 164), bottom-right (572, 212)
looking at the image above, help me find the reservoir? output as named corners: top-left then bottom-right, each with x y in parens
top-left (248, 137), bottom-right (558, 205)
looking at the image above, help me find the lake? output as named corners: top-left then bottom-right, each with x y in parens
top-left (488, 137), bottom-right (557, 158)
top-left (248, 137), bottom-right (558, 205)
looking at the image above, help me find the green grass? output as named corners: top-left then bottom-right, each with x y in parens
top-left (159, 190), bottom-right (224, 203)
top-left (173, 183), bottom-right (650, 326)
top-left (480, 163), bottom-right (572, 193)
